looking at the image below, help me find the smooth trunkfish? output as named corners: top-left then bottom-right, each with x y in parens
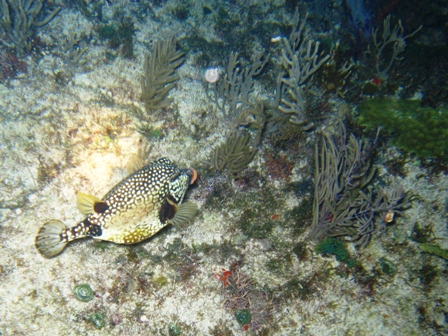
top-left (35, 158), bottom-right (198, 258)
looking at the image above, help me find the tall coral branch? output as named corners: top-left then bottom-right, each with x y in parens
top-left (369, 15), bottom-right (422, 77)
top-left (0, 0), bottom-right (60, 56)
top-left (309, 121), bottom-right (410, 248)
top-left (213, 131), bottom-right (257, 177)
top-left (210, 51), bottom-right (267, 118)
top-left (275, 8), bottom-right (330, 128)
top-left (140, 37), bottom-right (185, 111)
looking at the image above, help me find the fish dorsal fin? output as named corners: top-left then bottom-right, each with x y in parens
top-left (77, 192), bottom-right (107, 215)
top-left (167, 202), bottom-right (198, 228)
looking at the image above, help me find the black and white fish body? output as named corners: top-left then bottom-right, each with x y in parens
top-left (35, 158), bottom-right (198, 258)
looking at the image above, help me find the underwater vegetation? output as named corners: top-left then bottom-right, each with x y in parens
top-left (234, 309), bottom-right (251, 327)
top-left (0, 0), bottom-right (60, 56)
top-left (1, 0), bottom-right (446, 334)
top-left (210, 51), bottom-right (267, 118)
top-left (410, 222), bottom-right (434, 244)
top-left (140, 37), bottom-right (185, 111)
top-left (0, 49), bottom-right (27, 82)
top-left (89, 312), bottom-right (105, 329)
top-left (378, 257), bottom-right (397, 276)
top-left (67, 0), bottom-right (104, 21)
top-left (181, 2), bottom-right (285, 65)
top-left (315, 237), bottom-right (356, 267)
top-left (167, 321), bottom-right (181, 336)
top-left (215, 262), bottom-right (273, 332)
top-left (73, 284), bottom-right (94, 302)
top-left (96, 16), bottom-right (136, 59)
top-left (309, 121), bottom-right (410, 248)
top-left (357, 98), bottom-right (448, 161)
top-left (368, 15), bottom-right (421, 78)
top-left (213, 131), bottom-right (257, 177)
top-left (418, 243), bottom-right (448, 261)
top-left (275, 9), bottom-right (330, 129)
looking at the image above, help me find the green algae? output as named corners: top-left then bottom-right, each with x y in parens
top-left (379, 257), bottom-right (397, 276)
top-left (168, 322), bottom-right (182, 336)
top-left (419, 243), bottom-right (448, 260)
top-left (239, 208), bottom-right (274, 239)
top-left (234, 309), bottom-right (251, 326)
top-left (357, 98), bottom-right (448, 160)
top-left (96, 17), bottom-right (136, 58)
top-left (266, 254), bottom-right (292, 275)
top-left (89, 312), bottom-right (105, 329)
top-left (315, 238), bottom-right (356, 267)
top-left (280, 278), bottom-right (315, 301)
top-left (153, 275), bottom-right (168, 287)
top-left (292, 242), bottom-right (308, 261)
top-left (73, 284), bottom-right (94, 302)
top-left (410, 223), bottom-right (433, 243)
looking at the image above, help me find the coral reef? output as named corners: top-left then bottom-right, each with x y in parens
top-left (209, 51), bottom-right (267, 118)
top-left (0, 0), bottom-right (60, 56)
top-left (309, 121), bottom-right (410, 248)
top-left (275, 8), bottom-right (330, 128)
top-left (212, 130), bottom-right (257, 177)
top-left (368, 15), bottom-right (422, 78)
top-left (0, 0), bottom-right (447, 335)
top-left (140, 37), bottom-right (185, 111)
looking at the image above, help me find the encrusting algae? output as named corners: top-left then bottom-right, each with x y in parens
top-left (35, 158), bottom-right (198, 258)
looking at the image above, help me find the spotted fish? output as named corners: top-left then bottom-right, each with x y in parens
top-left (35, 158), bottom-right (198, 258)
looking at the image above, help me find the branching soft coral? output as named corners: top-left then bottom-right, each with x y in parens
top-left (0, 0), bottom-right (60, 56)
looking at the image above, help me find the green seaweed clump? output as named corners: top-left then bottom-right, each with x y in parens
top-left (73, 284), bottom-right (94, 302)
top-left (280, 278), bottom-right (315, 300)
top-left (89, 312), bottom-right (105, 329)
top-left (234, 309), bottom-right (251, 326)
top-left (96, 17), bottom-right (136, 58)
top-left (357, 98), bottom-right (448, 161)
top-left (419, 243), bottom-right (448, 260)
top-left (410, 223), bottom-right (432, 243)
top-left (417, 264), bottom-right (439, 287)
top-left (153, 275), bottom-right (168, 287)
top-left (239, 208), bottom-right (274, 239)
top-left (292, 242), bottom-right (308, 261)
top-left (379, 257), bottom-right (397, 276)
top-left (168, 322), bottom-right (181, 336)
top-left (315, 238), bottom-right (355, 267)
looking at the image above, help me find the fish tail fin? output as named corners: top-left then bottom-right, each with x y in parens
top-left (35, 220), bottom-right (68, 258)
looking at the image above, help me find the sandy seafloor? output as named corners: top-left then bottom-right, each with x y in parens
top-left (0, 1), bottom-right (447, 335)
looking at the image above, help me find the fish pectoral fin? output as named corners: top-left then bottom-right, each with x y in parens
top-left (167, 201), bottom-right (198, 228)
top-left (77, 192), bottom-right (107, 215)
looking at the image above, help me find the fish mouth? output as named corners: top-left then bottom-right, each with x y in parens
top-left (189, 168), bottom-right (198, 185)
